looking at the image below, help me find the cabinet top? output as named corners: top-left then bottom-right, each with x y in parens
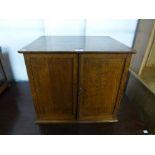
top-left (19, 36), bottom-right (135, 53)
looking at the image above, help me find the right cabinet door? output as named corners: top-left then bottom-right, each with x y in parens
top-left (78, 53), bottom-right (128, 121)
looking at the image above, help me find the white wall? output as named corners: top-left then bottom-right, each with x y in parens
top-left (0, 19), bottom-right (138, 81)
top-left (85, 19), bottom-right (138, 47)
top-left (0, 19), bottom-right (44, 81)
top-left (44, 19), bottom-right (86, 36)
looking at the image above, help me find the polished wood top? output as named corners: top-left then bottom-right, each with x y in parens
top-left (19, 36), bottom-right (135, 53)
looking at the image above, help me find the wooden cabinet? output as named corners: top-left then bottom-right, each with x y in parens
top-left (19, 36), bottom-right (135, 123)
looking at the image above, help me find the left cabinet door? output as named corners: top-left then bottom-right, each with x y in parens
top-left (24, 53), bottom-right (78, 122)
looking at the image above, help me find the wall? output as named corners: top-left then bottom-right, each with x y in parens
top-left (0, 19), bottom-right (138, 81)
top-left (44, 19), bottom-right (86, 36)
top-left (0, 20), bottom-right (44, 81)
top-left (85, 19), bottom-right (138, 47)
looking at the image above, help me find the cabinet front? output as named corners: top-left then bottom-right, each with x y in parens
top-left (78, 54), bottom-right (126, 121)
top-left (24, 53), bottom-right (78, 122)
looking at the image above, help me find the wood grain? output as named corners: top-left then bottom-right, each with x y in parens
top-left (36, 114), bottom-right (118, 124)
top-left (78, 54), bottom-right (126, 121)
top-left (24, 53), bottom-right (78, 121)
top-left (113, 54), bottom-right (131, 115)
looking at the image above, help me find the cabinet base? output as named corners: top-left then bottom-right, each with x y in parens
top-left (36, 117), bottom-right (118, 124)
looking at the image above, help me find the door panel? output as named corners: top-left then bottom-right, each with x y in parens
top-left (78, 54), bottom-right (125, 121)
top-left (25, 54), bottom-right (78, 121)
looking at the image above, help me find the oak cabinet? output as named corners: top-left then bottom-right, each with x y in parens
top-left (19, 36), bottom-right (134, 123)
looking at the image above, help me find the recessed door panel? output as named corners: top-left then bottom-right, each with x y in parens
top-left (25, 54), bottom-right (78, 121)
top-left (78, 54), bottom-right (125, 121)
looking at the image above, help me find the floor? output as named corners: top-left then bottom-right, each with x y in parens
top-left (141, 67), bottom-right (155, 94)
top-left (0, 82), bottom-right (146, 135)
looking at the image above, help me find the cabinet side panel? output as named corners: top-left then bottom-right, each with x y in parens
top-left (24, 54), bottom-right (41, 119)
top-left (113, 54), bottom-right (132, 115)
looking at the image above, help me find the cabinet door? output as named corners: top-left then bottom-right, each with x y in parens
top-left (24, 54), bottom-right (78, 122)
top-left (78, 54), bottom-right (128, 121)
